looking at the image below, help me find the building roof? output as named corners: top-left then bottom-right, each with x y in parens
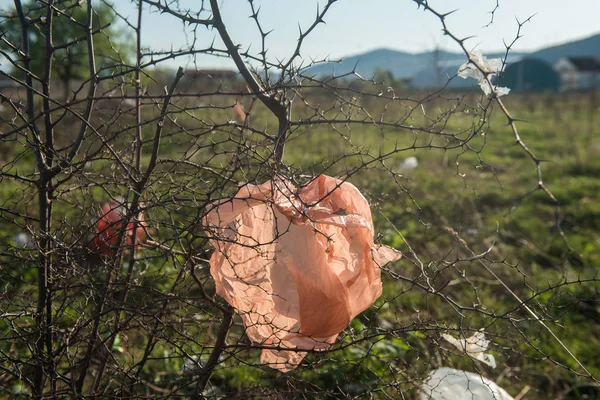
top-left (566, 57), bottom-right (600, 72)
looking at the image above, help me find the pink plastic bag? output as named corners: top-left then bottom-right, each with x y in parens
top-left (204, 175), bottom-right (401, 371)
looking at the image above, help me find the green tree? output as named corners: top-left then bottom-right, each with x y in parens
top-left (373, 68), bottom-right (396, 86)
top-left (1, 0), bottom-right (131, 100)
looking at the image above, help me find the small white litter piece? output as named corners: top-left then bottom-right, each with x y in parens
top-left (441, 330), bottom-right (496, 368)
top-left (457, 50), bottom-right (510, 98)
top-left (399, 156), bottom-right (418, 171)
top-left (420, 367), bottom-right (514, 400)
top-left (12, 232), bottom-right (35, 249)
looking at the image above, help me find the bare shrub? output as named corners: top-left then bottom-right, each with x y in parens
top-left (1, 0), bottom-right (598, 398)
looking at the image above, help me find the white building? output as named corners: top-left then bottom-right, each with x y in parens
top-left (554, 57), bottom-right (600, 91)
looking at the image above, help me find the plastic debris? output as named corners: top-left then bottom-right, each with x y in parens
top-left (458, 50), bottom-right (510, 97)
top-left (441, 330), bottom-right (496, 368)
top-left (12, 232), bottom-right (35, 249)
top-left (233, 100), bottom-right (246, 122)
top-left (204, 174), bottom-right (402, 371)
top-left (399, 156), bottom-right (418, 171)
top-left (420, 368), bottom-right (514, 400)
top-left (89, 200), bottom-right (147, 256)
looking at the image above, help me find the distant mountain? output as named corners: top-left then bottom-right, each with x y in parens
top-left (304, 48), bottom-right (522, 82)
top-left (304, 48), bottom-right (466, 80)
top-left (530, 34), bottom-right (600, 64)
top-left (303, 33), bottom-right (600, 89)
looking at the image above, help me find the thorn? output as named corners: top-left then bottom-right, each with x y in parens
top-left (505, 117), bottom-right (528, 125)
top-left (441, 8), bottom-right (458, 18)
top-left (459, 35), bottom-right (476, 44)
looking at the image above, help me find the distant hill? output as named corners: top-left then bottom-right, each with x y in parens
top-left (529, 34), bottom-right (600, 64)
top-left (303, 33), bottom-right (600, 88)
top-left (304, 48), bottom-right (466, 80)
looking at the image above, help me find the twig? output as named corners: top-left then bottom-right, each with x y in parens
top-left (193, 307), bottom-right (233, 398)
top-left (208, 0), bottom-right (288, 166)
top-left (90, 65), bottom-right (185, 395)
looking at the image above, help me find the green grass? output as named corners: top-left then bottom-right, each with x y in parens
top-left (1, 91), bottom-right (599, 398)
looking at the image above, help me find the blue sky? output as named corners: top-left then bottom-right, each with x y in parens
top-left (1, 0), bottom-right (599, 70)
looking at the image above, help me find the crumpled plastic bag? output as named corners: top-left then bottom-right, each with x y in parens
top-left (204, 174), bottom-right (402, 371)
top-left (89, 200), bottom-right (147, 256)
top-left (441, 330), bottom-right (496, 368)
top-left (420, 368), bottom-right (514, 400)
top-left (457, 50), bottom-right (510, 97)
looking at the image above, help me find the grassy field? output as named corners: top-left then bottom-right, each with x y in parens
top-left (1, 86), bottom-right (599, 398)
top-left (279, 91), bottom-right (600, 397)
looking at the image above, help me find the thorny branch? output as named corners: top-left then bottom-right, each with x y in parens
top-left (414, 0), bottom-right (592, 379)
top-left (0, 0), bottom-right (597, 398)
top-left (208, 0), bottom-right (289, 166)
